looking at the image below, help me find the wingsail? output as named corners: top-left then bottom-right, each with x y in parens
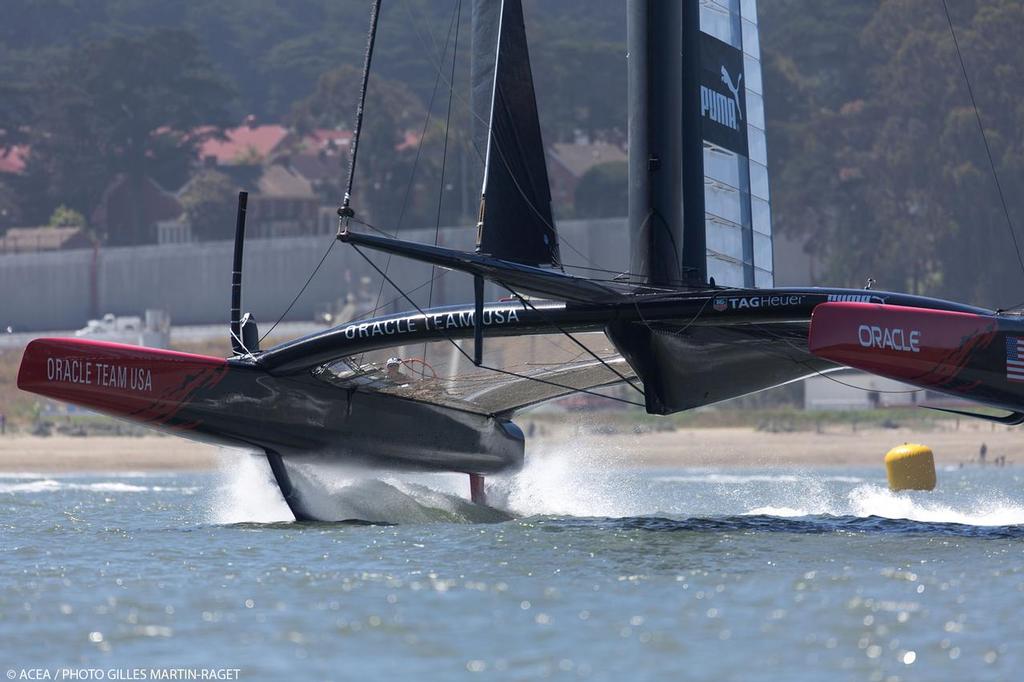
top-left (695, 1), bottom-right (773, 288)
top-left (473, 0), bottom-right (560, 267)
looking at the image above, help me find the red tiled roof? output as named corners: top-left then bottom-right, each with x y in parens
top-left (198, 125), bottom-right (289, 165)
top-left (396, 130), bottom-right (421, 152)
top-left (305, 129), bottom-right (352, 151)
top-left (0, 145), bottom-right (28, 174)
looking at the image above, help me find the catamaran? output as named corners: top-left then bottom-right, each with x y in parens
top-left (17, 0), bottom-right (1024, 521)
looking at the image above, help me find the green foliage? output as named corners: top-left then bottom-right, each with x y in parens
top-left (180, 170), bottom-right (236, 242)
top-left (0, 180), bottom-right (20, 232)
top-left (762, 0), bottom-right (1024, 307)
top-left (48, 205), bottom-right (85, 228)
top-left (574, 161), bottom-right (627, 219)
top-left (2, 0), bottom-right (1024, 309)
top-left (0, 1), bottom-right (627, 230)
top-left (19, 28), bottom-right (235, 232)
top-left (290, 64), bottom-right (449, 228)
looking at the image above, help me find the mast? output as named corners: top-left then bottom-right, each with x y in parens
top-left (477, 0), bottom-right (506, 214)
top-left (629, 0), bottom-right (769, 289)
top-left (627, 1), bottom-right (685, 287)
top-left (679, 0), bottom-right (707, 286)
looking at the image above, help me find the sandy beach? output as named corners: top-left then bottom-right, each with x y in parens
top-left (582, 425), bottom-right (1021, 468)
top-left (0, 424), bottom-right (1018, 472)
top-left (0, 435), bottom-right (219, 472)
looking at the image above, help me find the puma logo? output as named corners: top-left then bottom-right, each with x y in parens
top-left (720, 66), bottom-right (743, 121)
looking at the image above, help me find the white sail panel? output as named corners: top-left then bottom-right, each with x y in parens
top-left (699, 0), bottom-right (773, 288)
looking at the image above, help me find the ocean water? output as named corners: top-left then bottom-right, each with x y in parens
top-left (2, 445), bottom-right (1023, 681)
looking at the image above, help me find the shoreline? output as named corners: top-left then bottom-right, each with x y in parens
top-left (565, 426), bottom-right (1019, 469)
top-left (0, 425), bottom-right (1017, 473)
top-left (0, 436), bottom-right (218, 473)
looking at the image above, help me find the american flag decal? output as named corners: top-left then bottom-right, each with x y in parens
top-left (1006, 336), bottom-right (1024, 382)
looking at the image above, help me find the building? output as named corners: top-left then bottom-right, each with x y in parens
top-left (166, 160), bottom-right (321, 243)
top-left (246, 163), bottom-right (321, 238)
top-left (91, 175), bottom-right (183, 246)
top-left (803, 370), bottom-right (919, 411)
top-left (803, 369), bottom-right (977, 411)
top-left (546, 141), bottom-right (627, 211)
top-left (197, 122), bottom-right (290, 166)
top-left (282, 128), bottom-right (353, 203)
top-left (0, 225), bottom-right (92, 253)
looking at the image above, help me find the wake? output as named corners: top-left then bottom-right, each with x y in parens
top-left (206, 440), bottom-right (1024, 528)
top-left (747, 483), bottom-right (1024, 527)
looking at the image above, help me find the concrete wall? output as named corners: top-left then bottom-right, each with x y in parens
top-left (1, 218), bottom-right (630, 332)
top-left (803, 371), bottom-right (919, 410)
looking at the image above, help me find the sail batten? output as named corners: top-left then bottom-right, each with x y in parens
top-left (474, 0), bottom-right (560, 268)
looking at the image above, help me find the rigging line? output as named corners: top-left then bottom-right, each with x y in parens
top-left (941, 0), bottom-right (1024, 282)
top-left (351, 213), bottom-right (724, 298)
top-left (351, 213), bottom-right (671, 287)
top-left (505, 288), bottom-right (646, 396)
top-left (350, 244), bottom-right (646, 408)
top-left (340, 0), bottom-right (382, 215)
top-left (368, 0), bottom-right (461, 325)
top-left (814, 368), bottom-right (923, 395)
top-left (402, 0), bottom-right (489, 179)
top-left (749, 322), bottom-right (926, 395)
top-left (349, 215), bottom-right (691, 295)
top-left (477, 108), bottom-right (603, 274)
top-left (562, 262), bottom-right (667, 281)
top-left (427, 0), bottom-right (462, 309)
top-left (632, 288), bottom-right (714, 339)
top-left (354, 214), bottom-right (746, 296)
top-left (351, 216), bottom-right (399, 238)
top-left (350, 270), bottom-right (449, 324)
top-left (646, 209), bottom-right (686, 287)
top-left (352, 212), bottom-right (688, 286)
top-left (474, 363), bottom-right (646, 408)
top-left (423, 0), bottom-right (463, 376)
top-left (399, 10), bottom-right (609, 274)
top-left (259, 236), bottom-right (337, 344)
top-left (467, 113), bottom-right (598, 272)
top-left (401, 0), bottom-right (455, 87)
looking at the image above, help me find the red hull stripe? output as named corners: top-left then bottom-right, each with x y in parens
top-left (17, 338), bottom-right (229, 427)
top-left (808, 302), bottom-right (997, 388)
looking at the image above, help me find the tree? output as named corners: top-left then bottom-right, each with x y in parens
top-left (0, 79), bottom-right (31, 154)
top-left (0, 179), bottom-right (20, 233)
top-left (761, 0), bottom-right (1024, 306)
top-left (48, 205), bottom-right (85, 228)
top-left (574, 161), bottom-right (627, 219)
top-left (290, 65), bottom-right (427, 227)
top-left (180, 170), bottom-right (236, 242)
top-left (531, 39), bottom-right (627, 145)
top-left (21, 29), bottom-right (235, 242)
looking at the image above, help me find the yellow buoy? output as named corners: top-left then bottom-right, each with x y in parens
top-left (885, 443), bottom-right (936, 491)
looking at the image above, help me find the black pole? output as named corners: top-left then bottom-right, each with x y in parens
top-left (230, 191), bottom-right (248, 354)
top-left (473, 275), bottom-right (484, 365)
top-left (627, 0), bottom-right (683, 287)
top-left (338, 0), bottom-right (382, 221)
top-left (679, 0), bottom-right (707, 286)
